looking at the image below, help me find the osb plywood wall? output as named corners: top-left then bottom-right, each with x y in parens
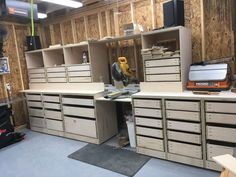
top-left (0, 22), bottom-right (30, 126)
top-left (39, 0), bottom-right (235, 64)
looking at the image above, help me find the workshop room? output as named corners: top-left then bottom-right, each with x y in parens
top-left (0, 0), bottom-right (236, 177)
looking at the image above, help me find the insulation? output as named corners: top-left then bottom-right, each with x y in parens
top-left (74, 17), bottom-right (86, 42)
top-left (61, 20), bottom-right (74, 45)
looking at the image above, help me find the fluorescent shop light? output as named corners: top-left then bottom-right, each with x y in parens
top-left (41, 0), bottom-right (83, 8)
top-left (37, 12), bottom-right (47, 19)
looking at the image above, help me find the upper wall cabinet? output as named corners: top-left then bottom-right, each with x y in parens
top-left (140, 26), bottom-right (192, 92)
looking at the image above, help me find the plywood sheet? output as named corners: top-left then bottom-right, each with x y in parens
top-left (184, 0), bottom-right (202, 63)
top-left (118, 4), bottom-right (132, 36)
top-left (101, 11), bottom-right (107, 38)
top-left (109, 9), bottom-right (116, 36)
top-left (43, 25), bottom-right (52, 48)
top-left (61, 20), bottom-right (73, 44)
top-left (87, 13), bottom-right (99, 40)
top-left (134, 0), bottom-right (152, 31)
top-left (155, 0), bottom-right (164, 28)
top-left (204, 0), bottom-right (232, 60)
top-left (74, 17), bottom-right (86, 42)
top-left (53, 23), bottom-right (62, 44)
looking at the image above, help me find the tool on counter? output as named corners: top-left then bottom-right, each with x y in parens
top-left (187, 63), bottom-right (231, 91)
top-left (192, 91), bottom-right (220, 95)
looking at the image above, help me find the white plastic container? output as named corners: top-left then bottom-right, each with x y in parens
top-left (126, 121), bottom-right (136, 148)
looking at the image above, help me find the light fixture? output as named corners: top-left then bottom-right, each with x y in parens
top-left (41, 0), bottom-right (83, 8)
top-left (37, 12), bottom-right (47, 19)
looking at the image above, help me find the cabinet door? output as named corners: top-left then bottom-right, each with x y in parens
top-left (167, 131), bottom-right (201, 144)
top-left (207, 144), bottom-right (234, 161)
top-left (27, 101), bottom-right (42, 108)
top-left (206, 102), bottom-right (236, 114)
top-left (133, 99), bottom-right (161, 108)
top-left (43, 95), bottom-right (60, 103)
top-left (206, 113), bottom-right (236, 125)
top-left (46, 119), bottom-right (63, 131)
top-left (26, 94), bottom-right (41, 101)
top-left (137, 136), bottom-right (164, 151)
top-left (146, 74), bottom-right (180, 82)
top-left (64, 116), bottom-right (97, 138)
top-left (166, 100), bottom-right (200, 111)
top-left (145, 58), bottom-right (180, 67)
top-left (30, 117), bottom-right (45, 128)
top-left (136, 127), bottom-right (163, 138)
top-left (63, 106), bottom-right (95, 118)
top-left (166, 110), bottom-right (200, 122)
top-left (29, 108), bottom-right (44, 117)
top-left (134, 108), bottom-right (162, 118)
top-left (135, 117), bottom-right (162, 128)
top-left (45, 110), bottom-right (62, 120)
top-left (207, 126), bottom-right (236, 143)
top-left (62, 97), bottom-right (94, 106)
top-left (167, 121), bottom-right (201, 133)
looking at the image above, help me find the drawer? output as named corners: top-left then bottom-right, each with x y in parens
top-left (206, 102), bottom-right (236, 114)
top-left (68, 71), bottom-right (91, 77)
top-left (134, 108), bottom-right (162, 118)
top-left (146, 74), bottom-right (180, 82)
top-left (145, 58), bottom-right (180, 67)
top-left (168, 141), bottom-right (202, 159)
top-left (62, 97), bottom-right (94, 106)
top-left (48, 78), bottom-right (67, 83)
top-left (27, 101), bottom-right (42, 108)
top-left (46, 119), bottom-right (63, 131)
top-left (69, 77), bottom-right (92, 83)
top-left (167, 130), bottom-right (201, 144)
top-left (63, 106), bottom-right (95, 118)
top-left (133, 99), bottom-right (161, 108)
top-left (207, 126), bottom-right (236, 143)
top-left (166, 100), bottom-right (200, 111)
top-left (47, 67), bottom-right (65, 72)
top-left (166, 110), bottom-right (200, 122)
top-left (29, 73), bottom-right (45, 78)
top-left (44, 102), bottom-right (61, 110)
top-left (207, 144), bottom-right (234, 161)
top-left (64, 116), bottom-right (97, 138)
top-left (29, 108), bottom-right (44, 117)
top-left (206, 113), bottom-right (236, 125)
top-left (135, 117), bottom-right (162, 128)
top-left (167, 121), bottom-right (201, 133)
top-left (30, 117), bottom-right (45, 128)
top-left (30, 78), bottom-right (47, 83)
top-left (67, 64), bottom-right (90, 71)
top-left (43, 95), bottom-right (60, 103)
top-left (146, 66), bottom-right (180, 75)
top-left (26, 94), bottom-right (41, 101)
top-left (137, 136), bottom-right (164, 151)
top-left (47, 72), bottom-right (66, 78)
top-left (136, 127), bottom-right (163, 138)
top-left (28, 68), bottom-right (45, 74)
top-left (45, 110), bottom-right (62, 120)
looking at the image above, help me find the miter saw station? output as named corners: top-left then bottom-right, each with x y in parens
top-left (104, 57), bottom-right (139, 99)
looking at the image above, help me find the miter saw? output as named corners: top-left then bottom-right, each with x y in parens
top-left (104, 57), bottom-right (138, 99)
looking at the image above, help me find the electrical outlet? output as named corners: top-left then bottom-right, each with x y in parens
top-left (5, 83), bottom-right (11, 91)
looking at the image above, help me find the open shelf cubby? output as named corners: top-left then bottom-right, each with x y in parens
top-left (25, 50), bottom-right (44, 69)
top-left (63, 44), bottom-right (89, 65)
top-left (42, 47), bottom-right (65, 67)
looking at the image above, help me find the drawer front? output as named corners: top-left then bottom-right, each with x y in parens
top-left (133, 99), bottom-right (161, 108)
top-left (137, 136), bottom-right (164, 151)
top-left (29, 73), bottom-right (45, 78)
top-left (30, 78), bottom-right (47, 83)
top-left (29, 108), bottom-right (43, 117)
top-left (207, 144), bottom-right (234, 161)
top-left (26, 94), bottom-right (41, 101)
top-left (134, 108), bottom-right (162, 118)
top-left (47, 72), bottom-right (66, 78)
top-left (206, 113), bottom-right (236, 125)
top-left (69, 77), bottom-right (92, 83)
top-left (68, 71), bottom-right (91, 77)
top-left (145, 66), bottom-right (180, 74)
top-left (62, 97), bottom-right (94, 106)
top-left (64, 116), bottom-right (97, 138)
top-left (168, 141), bottom-right (202, 159)
top-left (47, 67), bottom-right (65, 72)
top-left (48, 78), bottom-right (67, 83)
top-left (46, 119), bottom-right (63, 131)
top-left (136, 127), bottom-right (163, 138)
top-left (27, 101), bottom-right (42, 108)
top-left (63, 106), bottom-right (95, 118)
top-left (146, 74), bottom-right (180, 82)
top-left (167, 130), bottom-right (201, 144)
top-left (166, 110), bottom-right (200, 122)
top-left (44, 102), bottom-right (61, 110)
top-left (206, 102), bottom-right (236, 114)
top-left (28, 68), bottom-right (45, 74)
top-left (207, 126), bottom-right (236, 143)
top-left (30, 117), bottom-right (45, 128)
top-left (45, 110), bottom-right (62, 120)
top-left (145, 58), bottom-right (180, 67)
top-left (67, 65), bottom-right (90, 71)
top-left (167, 121), bottom-right (201, 133)
top-left (43, 95), bottom-right (60, 103)
top-left (135, 117), bottom-right (162, 128)
top-left (166, 100), bottom-right (200, 111)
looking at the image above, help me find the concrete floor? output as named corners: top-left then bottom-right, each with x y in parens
top-left (0, 130), bottom-right (220, 177)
